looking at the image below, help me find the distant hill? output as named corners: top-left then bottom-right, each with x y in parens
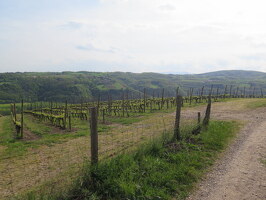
top-left (198, 70), bottom-right (266, 78)
top-left (0, 70), bottom-right (265, 103)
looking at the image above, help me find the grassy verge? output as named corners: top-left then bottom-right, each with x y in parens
top-left (246, 98), bottom-right (266, 109)
top-left (36, 120), bottom-right (239, 200)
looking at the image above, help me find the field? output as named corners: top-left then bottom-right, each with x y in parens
top-left (0, 97), bottom-right (265, 199)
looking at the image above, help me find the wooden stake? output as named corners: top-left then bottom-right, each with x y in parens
top-left (198, 112), bottom-right (201, 124)
top-left (161, 88), bottom-right (164, 109)
top-left (143, 88), bottom-right (146, 113)
top-left (229, 85), bottom-right (232, 98)
top-left (69, 115), bottom-right (71, 131)
top-left (223, 85), bottom-right (227, 98)
top-left (13, 103), bottom-right (16, 121)
top-left (173, 95), bottom-right (182, 141)
top-left (102, 109), bottom-right (105, 123)
top-left (122, 89), bottom-right (125, 116)
top-left (203, 96), bottom-right (211, 127)
top-left (64, 100), bottom-right (67, 129)
top-left (21, 99), bottom-right (24, 138)
top-left (90, 107), bottom-right (98, 165)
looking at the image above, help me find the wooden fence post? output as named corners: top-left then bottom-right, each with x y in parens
top-left (192, 111), bottom-right (202, 135)
top-left (143, 88), bottom-right (146, 113)
top-left (223, 85), bottom-right (227, 98)
top-left (108, 93), bottom-right (112, 116)
top-left (173, 95), bottom-right (182, 141)
top-left (189, 88), bottom-right (193, 105)
top-left (13, 103), bottom-right (17, 121)
top-left (10, 104), bottom-right (13, 116)
top-left (236, 87), bottom-right (239, 98)
top-left (161, 88), bottom-right (164, 109)
top-left (203, 96), bottom-right (211, 127)
top-left (68, 115), bottom-right (71, 131)
top-left (102, 109), bottom-right (105, 124)
top-left (97, 93), bottom-right (100, 115)
top-left (200, 86), bottom-right (204, 102)
top-left (90, 107), bottom-right (98, 165)
top-left (229, 85), bottom-right (232, 98)
top-left (209, 85), bottom-right (213, 97)
top-left (21, 99), bottom-right (24, 138)
top-left (216, 88), bottom-right (219, 100)
top-left (122, 89), bottom-right (125, 116)
top-left (64, 100), bottom-right (68, 129)
top-left (198, 112), bottom-right (201, 124)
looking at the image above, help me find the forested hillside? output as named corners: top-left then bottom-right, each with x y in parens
top-left (0, 70), bottom-right (265, 103)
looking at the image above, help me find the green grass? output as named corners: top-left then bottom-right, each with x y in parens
top-left (24, 115), bottom-right (52, 136)
top-left (0, 113), bottom-right (114, 160)
top-left (103, 101), bottom-right (209, 126)
top-left (0, 130), bottom-right (88, 160)
top-left (107, 112), bottom-right (152, 125)
top-left (40, 120), bottom-right (239, 200)
top-left (246, 99), bottom-right (266, 109)
top-left (0, 115), bottom-right (86, 159)
top-left (0, 104), bottom-right (11, 116)
top-left (0, 116), bottom-right (15, 143)
top-left (0, 103), bottom-right (32, 116)
top-left (0, 116), bottom-right (29, 159)
top-left (261, 159), bottom-right (266, 167)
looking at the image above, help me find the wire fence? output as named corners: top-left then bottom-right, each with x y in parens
top-left (0, 94), bottom-right (218, 199)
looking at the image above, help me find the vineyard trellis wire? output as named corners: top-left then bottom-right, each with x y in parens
top-left (1, 85), bottom-right (265, 199)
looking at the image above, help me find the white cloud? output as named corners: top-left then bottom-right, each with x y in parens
top-left (59, 21), bottom-right (83, 30)
top-left (1, 0), bottom-right (266, 73)
top-left (76, 43), bottom-right (115, 53)
top-left (158, 4), bottom-right (176, 11)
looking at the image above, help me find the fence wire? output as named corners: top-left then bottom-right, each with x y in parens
top-left (1, 101), bottom-right (204, 199)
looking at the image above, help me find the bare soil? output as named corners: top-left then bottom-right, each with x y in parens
top-left (186, 99), bottom-right (266, 200)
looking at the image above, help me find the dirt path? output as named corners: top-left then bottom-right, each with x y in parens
top-left (186, 99), bottom-right (266, 200)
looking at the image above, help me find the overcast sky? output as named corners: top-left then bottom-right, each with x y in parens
top-left (1, 0), bottom-right (266, 73)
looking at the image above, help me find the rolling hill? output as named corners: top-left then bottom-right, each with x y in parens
top-left (0, 70), bottom-right (265, 103)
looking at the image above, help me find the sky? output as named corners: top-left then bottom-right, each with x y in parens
top-left (1, 0), bottom-right (266, 74)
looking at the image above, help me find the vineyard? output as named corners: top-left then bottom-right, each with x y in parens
top-left (0, 86), bottom-right (265, 199)
top-left (1, 0), bottom-right (266, 197)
